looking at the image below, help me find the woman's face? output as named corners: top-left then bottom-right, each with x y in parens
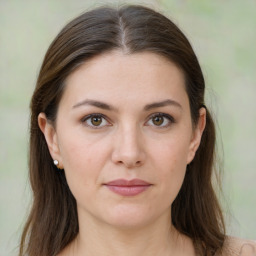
top-left (39, 51), bottom-right (205, 229)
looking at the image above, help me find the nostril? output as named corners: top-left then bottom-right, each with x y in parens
top-left (111, 138), bottom-right (146, 168)
top-left (115, 159), bottom-right (142, 168)
top-left (136, 160), bottom-right (142, 165)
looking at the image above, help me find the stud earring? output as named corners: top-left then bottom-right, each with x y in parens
top-left (53, 159), bottom-right (59, 166)
top-left (53, 159), bottom-right (63, 169)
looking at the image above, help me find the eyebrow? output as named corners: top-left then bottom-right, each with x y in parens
top-left (143, 99), bottom-right (182, 111)
top-left (72, 99), bottom-right (182, 111)
top-left (72, 99), bottom-right (117, 111)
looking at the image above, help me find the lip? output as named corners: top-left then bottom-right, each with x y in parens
top-left (104, 179), bottom-right (152, 196)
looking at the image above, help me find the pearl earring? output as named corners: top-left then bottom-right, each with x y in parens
top-left (53, 160), bottom-right (59, 166)
top-left (53, 159), bottom-right (63, 169)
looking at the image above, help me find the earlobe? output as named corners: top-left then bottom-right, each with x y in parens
top-left (187, 107), bottom-right (206, 164)
top-left (38, 113), bottom-right (62, 165)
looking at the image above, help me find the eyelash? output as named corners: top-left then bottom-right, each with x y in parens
top-left (81, 112), bottom-right (175, 129)
top-left (81, 113), bottom-right (111, 129)
top-left (146, 112), bottom-right (175, 128)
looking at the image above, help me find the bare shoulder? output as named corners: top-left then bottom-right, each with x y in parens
top-left (220, 236), bottom-right (256, 256)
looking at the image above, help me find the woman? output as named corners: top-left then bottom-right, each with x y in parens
top-left (19, 5), bottom-right (255, 256)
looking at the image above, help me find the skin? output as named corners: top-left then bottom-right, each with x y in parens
top-left (39, 51), bottom-right (206, 256)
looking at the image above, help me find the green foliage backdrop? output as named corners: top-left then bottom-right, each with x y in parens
top-left (0, 0), bottom-right (255, 254)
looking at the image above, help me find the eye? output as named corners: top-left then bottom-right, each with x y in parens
top-left (146, 113), bottom-right (175, 128)
top-left (81, 114), bottom-right (111, 129)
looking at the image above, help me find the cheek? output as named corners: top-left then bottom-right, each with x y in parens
top-left (156, 134), bottom-right (190, 169)
top-left (152, 135), bottom-right (190, 199)
top-left (58, 132), bottom-right (111, 190)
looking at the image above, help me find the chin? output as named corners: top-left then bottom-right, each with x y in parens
top-left (102, 204), bottom-right (158, 229)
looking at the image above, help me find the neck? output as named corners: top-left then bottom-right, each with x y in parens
top-left (68, 210), bottom-right (194, 256)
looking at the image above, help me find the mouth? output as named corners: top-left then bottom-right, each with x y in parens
top-left (103, 179), bottom-right (152, 196)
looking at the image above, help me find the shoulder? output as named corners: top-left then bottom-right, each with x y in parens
top-left (220, 236), bottom-right (256, 256)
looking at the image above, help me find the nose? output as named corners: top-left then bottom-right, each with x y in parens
top-left (111, 126), bottom-right (146, 168)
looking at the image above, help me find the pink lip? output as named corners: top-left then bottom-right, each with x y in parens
top-left (104, 179), bottom-right (152, 196)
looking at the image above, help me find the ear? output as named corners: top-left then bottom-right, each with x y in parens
top-left (187, 107), bottom-right (206, 164)
top-left (38, 113), bottom-right (63, 168)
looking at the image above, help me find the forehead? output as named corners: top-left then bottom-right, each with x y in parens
top-left (61, 51), bottom-right (188, 108)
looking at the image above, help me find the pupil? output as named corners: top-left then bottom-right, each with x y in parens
top-left (92, 117), bottom-right (102, 126)
top-left (153, 116), bottom-right (163, 125)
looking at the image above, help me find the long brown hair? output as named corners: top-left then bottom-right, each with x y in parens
top-left (19, 5), bottom-right (225, 256)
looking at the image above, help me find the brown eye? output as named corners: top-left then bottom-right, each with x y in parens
top-left (82, 114), bottom-right (110, 129)
top-left (146, 113), bottom-right (175, 128)
top-left (91, 116), bottom-right (102, 126)
top-left (152, 116), bottom-right (164, 126)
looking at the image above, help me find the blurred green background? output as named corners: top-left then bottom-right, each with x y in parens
top-left (0, 0), bottom-right (255, 254)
